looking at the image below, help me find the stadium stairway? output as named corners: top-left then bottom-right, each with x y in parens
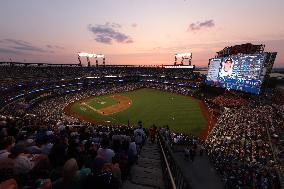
top-left (122, 140), bottom-right (165, 189)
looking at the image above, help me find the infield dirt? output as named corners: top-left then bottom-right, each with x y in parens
top-left (93, 95), bottom-right (132, 115)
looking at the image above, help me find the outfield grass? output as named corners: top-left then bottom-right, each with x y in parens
top-left (70, 88), bottom-right (207, 135)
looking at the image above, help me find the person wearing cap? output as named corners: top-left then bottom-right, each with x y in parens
top-left (219, 58), bottom-right (234, 78)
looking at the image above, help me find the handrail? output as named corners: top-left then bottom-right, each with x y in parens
top-left (157, 132), bottom-right (192, 189)
top-left (158, 136), bottom-right (177, 189)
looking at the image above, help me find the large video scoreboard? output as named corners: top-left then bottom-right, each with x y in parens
top-left (206, 53), bottom-right (276, 94)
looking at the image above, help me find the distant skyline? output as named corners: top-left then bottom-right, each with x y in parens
top-left (0, 0), bottom-right (284, 67)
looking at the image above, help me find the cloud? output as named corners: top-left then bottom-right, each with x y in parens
top-left (125, 39), bottom-right (134, 43)
top-left (3, 39), bottom-right (31, 47)
top-left (46, 44), bottom-right (64, 49)
top-left (95, 35), bottom-right (112, 44)
top-left (12, 45), bottom-right (48, 53)
top-left (106, 22), bottom-right (122, 28)
top-left (188, 19), bottom-right (215, 31)
top-left (131, 23), bottom-right (138, 28)
top-left (0, 47), bottom-right (24, 55)
top-left (0, 38), bottom-right (54, 54)
top-left (88, 23), bottom-right (133, 44)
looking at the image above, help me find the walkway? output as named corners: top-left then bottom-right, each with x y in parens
top-left (122, 141), bottom-right (164, 189)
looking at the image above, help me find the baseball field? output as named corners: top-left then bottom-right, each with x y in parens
top-left (66, 88), bottom-right (208, 136)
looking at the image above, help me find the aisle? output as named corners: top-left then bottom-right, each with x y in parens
top-left (121, 141), bottom-right (164, 189)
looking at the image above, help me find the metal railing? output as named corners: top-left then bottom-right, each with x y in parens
top-left (158, 133), bottom-right (192, 189)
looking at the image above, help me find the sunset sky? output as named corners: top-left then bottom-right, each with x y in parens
top-left (0, 0), bottom-right (283, 67)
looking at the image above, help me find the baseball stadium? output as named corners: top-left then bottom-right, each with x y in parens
top-left (0, 43), bottom-right (283, 189)
top-left (1, 1), bottom-right (284, 189)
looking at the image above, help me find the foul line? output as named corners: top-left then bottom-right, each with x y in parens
top-left (81, 102), bottom-right (119, 123)
top-left (81, 102), bottom-right (98, 112)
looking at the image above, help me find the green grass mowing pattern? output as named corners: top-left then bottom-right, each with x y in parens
top-left (70, 88), bottom-right (207, 136)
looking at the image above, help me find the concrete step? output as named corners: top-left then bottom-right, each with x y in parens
top-left (137, 157), bottom-right (161, 168)
top-left (131, 165), bottom-right (163, 177)
top-left (130, 166), bottom-right (164, 188)
top-left (122, 141), bottom-right (164, 189)
top-left (131, 175), bottom-right (164, 189)
top-left (141, 150), bottom-right (160, 156)
top-left (140, 153), bottom-right (160, 160)
top-left (142, 147), bottom-right (159, 150)
top-left (121, 180), bottom-right (157, 189)
top-left (142, 144), bottom-right (159, 150)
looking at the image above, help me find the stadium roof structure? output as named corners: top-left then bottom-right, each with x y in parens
top-left (216, 43), bottom-right (265, 58)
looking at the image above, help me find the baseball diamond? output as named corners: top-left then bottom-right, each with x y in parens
top-left (65, 88), bottom-right (208, 136)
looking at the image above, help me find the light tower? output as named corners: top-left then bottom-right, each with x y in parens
top-left (78, 55), bottom-right (82, 66)
top-left (174, 53), bottom-right (192, 65)
top-left (87, 57), bottom-right (91, 67)
top-left (77, 52), bottom-right (105, 67)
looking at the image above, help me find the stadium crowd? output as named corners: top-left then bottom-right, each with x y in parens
top-left (206, 105), bottom-right (283, 189)
top-left (0, 113), bottom-right (149, 189)
top-left (211, 95), bottom-right (249, 107)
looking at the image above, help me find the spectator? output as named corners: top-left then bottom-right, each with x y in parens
top-left (52, 158), bottom-right (91, 189)
top-left (134, 121), bottom-right (145, 155)
top-left (86, 157), bottom-right (119, 189)
top-left (9, 144), bottom-right (35, 175)
top-left (97, 137), bottom-right (115, 164)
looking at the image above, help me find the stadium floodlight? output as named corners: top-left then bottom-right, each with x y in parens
top-left (78, 52), bottom-right (92, 57)
top-left (77, 52), bottom-right (105, 66)
top-left (174, 52), bottom-right (193, 66)
top-left (78, 52), bottom-right (105, 58)
top-left (175, 53), bottom-right (192, 58)
top-left (96, 54), bottom-right (105, 58)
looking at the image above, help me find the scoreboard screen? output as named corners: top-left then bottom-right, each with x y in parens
top-left (206, 53), bottom-right (268, 94)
